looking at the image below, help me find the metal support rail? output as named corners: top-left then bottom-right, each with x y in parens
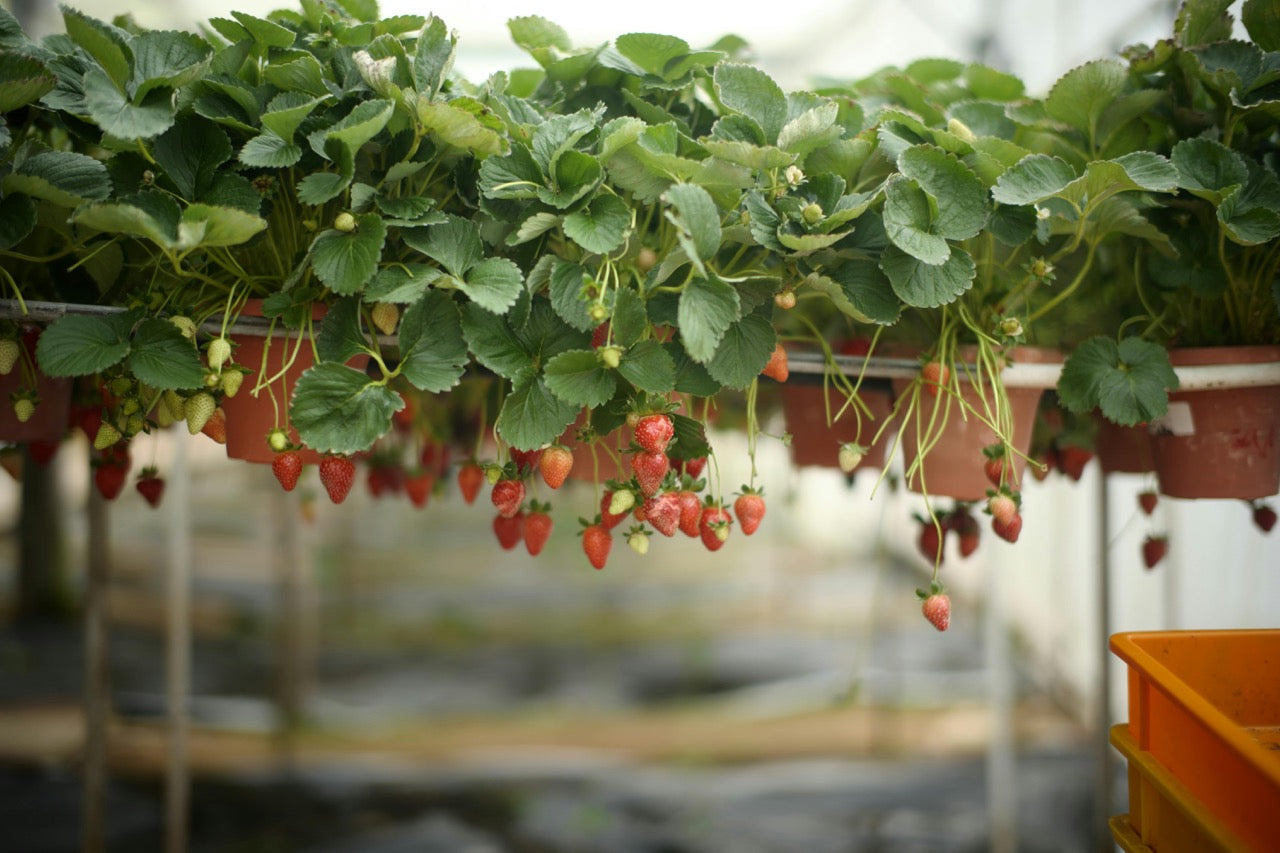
top-left (4, 299), bottom-right (1279, 391)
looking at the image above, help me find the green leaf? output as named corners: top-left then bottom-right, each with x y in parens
top-left (616, 339), bottom-right (676, 393)
top-left (563, 193), bottom-right (630, 254)
top-left (496, 373), bottom-right (580, 451)
top-left (536, 149), bottom-right (601, 208)
top-left (668, 413), bottom-right (710, 460)
top-left (478, 144), bottom-right (544, 199)
top-left (263, 53), bottom-right (329, 97)
top-left (461, 301), bottom-right (532, 379)
top-left (1057, 336), bottom-right (1178, 426)
top-left (229, 10), bottom-right (295, 48)
top-left (316, 298), bottom-right (369, 363)
top-left (1044, 59), bottom-right (1127, 139)
top-left (1176, 0), bottom-right (1235, 46)
top-left (880, 244), bottom-right (976, 308)
top-left (0, 194), bottom-right (35, 251)
top-left (1219, 183), bottom-right (1280, 245)
top-left (0, 53), bottom-right (56, 113)
top-left (898, 144), bottom-right (987, 241)
top-left (310, 213), bottom-right (387, 295)
top-left (413, 15), bottom-right (456, 97)
top-left (3, 150), bottom-right (110, 208)
top-left (72, 195), bottom-right (180, 248)
top-left (177, 204), bottom-right (267, 250)
top-left (292, 363), bottom-right (403, 455)
top-left (663, 183), bottom-right (722, 271)
top-left (614, 32), bottom-right (689, 76)
top-left (777, 101), bottom-right (840, 157)
top-left (507, 16), bottom-right (572, 65)
top-left (260, 92), bottom-right (327, 140)
top-left (530, 107), bottom-right (600, 173)
top-left (296, 172), bottom-right (350, 205)
top-left (883, 177), bottom-right (950, 265)
top-left (610, 285), bottom-right (648, 346)
top-left (130, 30), bottom-right (210, 100)
top-left (457, 257), bottom-right (524, 314)
top-left (364, 264), bottom-right (441, 303)
top-left (61, 7), bottom-right (131, 92)
top-left (397, 289), bottom-right (467, 392)
top-left (991, 154), bottom-right (1078, 205)
top-left (706, 312), bottom-right (775, 390)
top-left (1171, 137), bottom-right (1248, 200)
top-left (669, 339), bottom-right (720, 396)
top-left (508, 211), bottom-right (562, 246)
top-left (126, 318), bottom-right (204, 389)
top-left (1244, 0), bottom-right (1280, 50)
top-left (549, 260), bottom-right (595, 332)
top-left (809, 261), bottom-right (902, 325)
top-left (714, 62), bottom-right (787, 143)
top-left (402, 213), bottom-right (481, 277)
top-left (314, 99), bottom-right (394, 160)
top-left (678, 275), bottom-right (740, 362)
top-left (239, 133), bottom-right (303, 168)
top-left (544, 348), bottom-right (617, 407)
top-left (152, 118), bottom-right (232, 201)
top-left (82, 67), bottom-right (175, 139)
top-left (416, 98), bottom-right (507, 156)
top-left (35, 311), bottom-right (135, 377)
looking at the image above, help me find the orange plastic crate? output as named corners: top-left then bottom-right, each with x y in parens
top-left (1110, 724), bottom-right (1247, 851)
top-left (1110, 630), bottom-right (1280, 851)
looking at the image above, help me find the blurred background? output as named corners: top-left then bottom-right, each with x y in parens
top-left (3, 1), bottom-right (1279, 851)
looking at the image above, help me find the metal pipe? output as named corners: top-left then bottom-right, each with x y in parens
top-left (165, 429), bottom-right (192, 853)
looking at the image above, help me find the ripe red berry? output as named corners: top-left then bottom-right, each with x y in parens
top-left (761, 343), bottom-right (788, 383)
top-left (539, 445), bottom-right (574, 489)
top-left (510, 447), bottom-right (543, 475)
top-left (493, 513), bottom-right (523, 550)
top-left (634, 413), bottom-right (674, 454)
top-left (491, 478), bottom-right (525, 518)
top-left (1252, 503), bottom-right (1276, 534)
top-left (523, 510), bottom-right (553, 555)
top-left (1056, 446), bottom-right (1093, 481)
top-left (1138, 491), bottom-right (1158, 516)
top-left (734, 490), bottom-right (766, 536)
top-left (922, 593), bottom-right (951, 631)
top-left (1142, 535), bottom-right (1169, 569)
top-left (93, 452), bottom-right (130, 501)
top-left (643, 493), bottom-right (681, 537)
top-left (457, 462), bottom-right (484, 504)
top-left (26, 440), bottom-right (60, 467)
top-left (404, 471), bottom-right (434, 508)
top-left (918, 519), bottom-right (945, 564)
top-left (951, 511), bottom-right (980, 558)
top-left (699, 504), bottom-right (732, 552)
top-left (631, 449), bottom-right (669, 496)
top-left (983, 454), bottom-right (1008, 488)
top-left (921, 361), bottom-right (950, 397)
top-left (319, 455), bottom-right (356, 504)
top-left (677, 456), bottom-right (707, 479)
top-left (675, 490), bottom-right (702, 537)
top-left (987, 492), bottom-right (1018, 526)
top-left (272, 451), bottom-right (303, 492)
top-left (136, 469), bottom-right (165, 508)
top-left (582, 523), bottom-right (612, 569)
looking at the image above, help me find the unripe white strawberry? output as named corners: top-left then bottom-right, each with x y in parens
top-left (220, 369), bottom-right (245, 398)
top-left (207, 337), bottom-right (232, 371)
top-left (12, 396), bottom-right (36, 423)
top-left (838, 442), bottom-right (865, 473)
top-left (185, 391), bottom-right (216, 435)
top-left (608, 488), bottom-right (636, 517)
top-left (627, 528), bottom-right (650, 555)
top-left (371, 302), bottom-right (399, 335)
top-left (93, 421), bottom-right (122, 450)
top-left (334, 212), bottom-right (357, 232)
top-left (0, 339), bottom-right (20, 375)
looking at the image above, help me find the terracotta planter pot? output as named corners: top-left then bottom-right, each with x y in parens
top-left (891, 346), bottom-right (1059, 501)
top-left (782, 382), bottom-right (894, 471)
top-left (1094, 414), bottom-right (1155, 475)
top-left (0, 330), bottom-right (71, 444)
top-left (221, 300), bottom-right (326, 464)
top-left (1149, 346), bottom-right (1280, 500)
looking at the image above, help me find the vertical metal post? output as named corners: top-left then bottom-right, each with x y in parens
top-left (165, 432), bottom-right (192, 853)
top-left (1094, 473), bottom-right (1114, 851)
top-left (986, 557), bottom-right (1016, 853)
top-left (83, 479), bottom-right (110, 853)
top-left (272, 480), bottom-right (313, 739)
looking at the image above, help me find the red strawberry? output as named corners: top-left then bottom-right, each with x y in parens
top-left (983, 449), bottom-right (1008, 488)
top-left (491, 478), bottom-right (525, 518)
top-left (539, 445), bottom-right (573, 489)
top-left (405, 471), bottom-right (434, 508)
top-left (457, 462), bottom-right (484, 504)
top-left (523, 508), bottom-right (553, 555)
top-left (952, 511), bottom-right (980, 558)
top-left (601, 490), bottom-right (629, 530)
top-left (319, 455), bottom-right (356, 504)
top-left (677, 456), bottom-right (706, 479)
top-left (272, 451), bottom-right (303, 492)
top-left (733, 489), bottom-right (766, 536)
top-left (922, 593), bottom-right (951, 632)
top-left (590, 322), bottom-right (611, 349)
top-left (761, 343), bottom-right (788, 382)
top-left (699, 504), bottom-right (732, 552)
top-left (493, 513), bottom-right (524, 550)
top-left (1253, 503), bottom-right (1277, 534)
top-left (135, 468), bottom-right (164, 508)
top-left (992, 513), bottom-right (1023, 543)
top-left (676, 490), bottom-right (702, 537)
top-left (582, 523), bottom-right (612, 569)
top-left (634, 413), bottom-right (674, 454)
top-left (643, 493), bottom-right (681, 537)
top-left (200, 407), bottom-right (227, 444)
top-left (1142, 535), bottom-right (1168, 569)
top-left (1056, 446), bottom-right (1093, 481)
top-left (367, 466), bottom-right (389, 498)
top-left (1029, 451), bottom-right (1054, 482)
top-left (93, 451), bottom-right (130, 500)
top-left (917, 519), bottom-right (945, 564)
top-left (1138, 491), bottom-right (1158, 516)
top-left (631, 449), bottom-right (669, 496)
top-left (510, 447), bottom-right (543, 475)
top-left (392, 392), bottom-right (416, 431)
top-left (921, 361), bottom-right (949, 397)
